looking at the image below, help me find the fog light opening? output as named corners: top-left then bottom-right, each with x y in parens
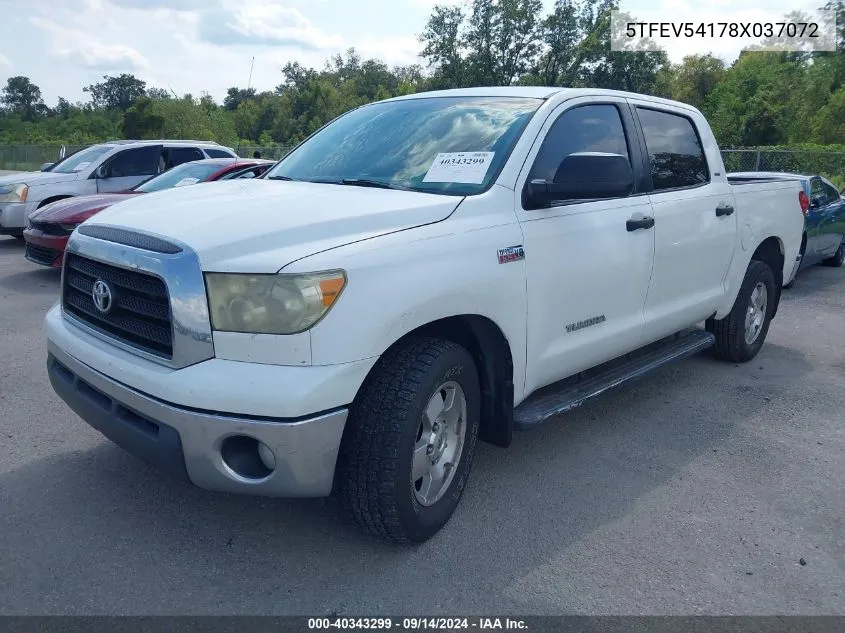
top-left (220, 435), bottom-right (275, 480)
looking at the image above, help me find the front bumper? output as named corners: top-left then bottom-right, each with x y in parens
top-left (48, 341), bottom-right (349, 497)
top-left (23, 229), bottom-right (67, 267)
top-left (0, 200), bottom-right (38, 233)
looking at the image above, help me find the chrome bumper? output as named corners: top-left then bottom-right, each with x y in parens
top-left (47, 341), bottom-right (348, 498)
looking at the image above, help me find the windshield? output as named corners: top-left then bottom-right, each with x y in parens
top-left (264, 96), bottom-right (542, 195)
top-left (133, 161), bottom-right (231, 193)
top-left (49, 145), bottom-right (112, 174)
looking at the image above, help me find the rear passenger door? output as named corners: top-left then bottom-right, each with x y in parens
top-left (631, 103), bottom-right (736, 343)
top-left (515, 97), bottom-right (656, 395)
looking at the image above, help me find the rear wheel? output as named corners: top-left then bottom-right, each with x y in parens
top-left (822, 239), bottom-right (844, 268)
top-left (708, 260), bottom-right (776, 363)
top-left (335, 336), bottom-right (480, 543)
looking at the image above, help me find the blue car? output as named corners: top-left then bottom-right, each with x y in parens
top-left (729, 171), bottom-right (845, 286)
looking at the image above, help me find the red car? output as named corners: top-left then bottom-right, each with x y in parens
top-left (23, 158), bottom-right (274, 268)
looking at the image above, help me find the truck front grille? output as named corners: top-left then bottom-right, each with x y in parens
top-left (62, 253), bottom-right (173, 358)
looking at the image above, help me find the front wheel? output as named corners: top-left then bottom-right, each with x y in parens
top-left (822, 239), bottom-right (844, 268)
top-left (708, 260), bottom-right (776, 363)
top-left (335, 336), bottom-right (480, 543)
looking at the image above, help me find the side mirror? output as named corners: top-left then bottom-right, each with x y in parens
top-left (40, 162), bottom-right (54, 171)
top-left (526, 152), bottom-right (634, 207)
top-left (95, 165), bottom-right (108, 179)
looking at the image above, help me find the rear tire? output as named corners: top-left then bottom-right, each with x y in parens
top-left (335, 336), bottom-right (481, 544)
top-left (822, 239), bottom-right (844, 268)
top-left (708, 260), bottom-right (776, 363)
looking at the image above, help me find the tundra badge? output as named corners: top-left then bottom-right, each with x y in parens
top-left (566, 315), bottom-right (606, 333)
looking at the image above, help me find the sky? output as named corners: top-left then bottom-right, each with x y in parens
top-left (0, 0), bottom-right (827, 107)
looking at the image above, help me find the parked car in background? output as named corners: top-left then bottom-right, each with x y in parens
top-left (728, 171), bottom-right (845, 285)
top-left (23, 158), bottom-right (273, 268)
top-left (0, 140), bottom-right (238, 239)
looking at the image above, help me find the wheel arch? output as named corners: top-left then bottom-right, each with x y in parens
top-left (37, 194), bottom-right (74, 209)
top-left (354, 314), bottom-right (516, 449)
top-left (751, 236), bottom-right (785, 319)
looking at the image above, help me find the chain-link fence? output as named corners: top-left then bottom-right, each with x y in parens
top-left (2, 145), bottom-right (844, 188)
top-left (721, 149), bottom-right (845, 181)
top-left (0, 145), bottom-right (88, 172)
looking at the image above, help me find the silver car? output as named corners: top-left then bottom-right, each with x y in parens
top-left (0, 140), bottom-right (237, 238)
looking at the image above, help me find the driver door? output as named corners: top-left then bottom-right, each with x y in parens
top-left (514, 97), bottom-right (656, 396)
top-left (95, 145), bottom-right (164, 193)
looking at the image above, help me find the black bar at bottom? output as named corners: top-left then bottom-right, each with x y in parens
top-left (0, 617), bottom-right (842, 633)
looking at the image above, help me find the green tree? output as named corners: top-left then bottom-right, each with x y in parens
top-left (1, 76), bottom-right (47, 121)
top-left (706, 52), bottom-right (800, 146)
top-left (463, 0), bottom-right (544, 85)
top-left (811, 86), bottom-right (845, 144)
top-left (83, 74), bottom-right (147, 110)
top-left (535, 0), bottom-right (582, 86)
top-left (223, 87), bottom-right (257, 111)
top-left (420, 4), bottom-right (467, 89)
top-left (656, 55), bottom-right (726, 109)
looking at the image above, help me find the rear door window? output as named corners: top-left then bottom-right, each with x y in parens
top-left (637, 108), bottom-right (709, 190)
top-left (205, 148), bottom-right (237, 158)
top-left (168, 147), bottom-right (205, 167)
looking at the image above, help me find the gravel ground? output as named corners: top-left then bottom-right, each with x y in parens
top-left (0, 234), bottom-right (843, 615)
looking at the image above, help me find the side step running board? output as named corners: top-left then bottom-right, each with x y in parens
top-left (513, 328), bottom-right (715, 429)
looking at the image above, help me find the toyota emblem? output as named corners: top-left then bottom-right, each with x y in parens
top-left (92, 279), bottom-right (114, 314)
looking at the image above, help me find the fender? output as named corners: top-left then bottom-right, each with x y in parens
top-left (715, 233), bottom-right (790, 320)
top-left (715, 183), bottom-right (803, 319)
top-left (284, 189), bottom-right (529, 404)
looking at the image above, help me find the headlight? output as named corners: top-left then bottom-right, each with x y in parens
top-left (0, 183), bottom-right (28, 203)
top-left (205, 270), bottom-right (347, 334)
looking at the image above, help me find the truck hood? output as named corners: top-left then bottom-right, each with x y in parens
top-left (0, 171), bottom-right (80, 187)
top-left (84, 179), bottom-right (463, 272)
top-left (31, 193), bottom-right (138, 224)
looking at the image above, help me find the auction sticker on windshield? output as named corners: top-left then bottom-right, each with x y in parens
top-left (174, 177), bottom-right (200, 187)
top-left (72, 162), bottom-right (91, 172)
top-left (423, 152), bottom-right (494, 184)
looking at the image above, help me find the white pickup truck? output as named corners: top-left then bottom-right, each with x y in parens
top-left (44, 87), bottom-right (805, 543)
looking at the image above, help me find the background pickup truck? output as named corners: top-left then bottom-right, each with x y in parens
top-left (44, 87), bottom-right (805, 544)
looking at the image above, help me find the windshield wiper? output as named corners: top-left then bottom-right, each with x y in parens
top-left (266, 175), bottom-right (298, 181)
top-left (340, 178), bottom-right (409, 191)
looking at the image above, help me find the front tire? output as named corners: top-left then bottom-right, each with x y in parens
top-left (822, 239), bottom-right (844, 268)
top-left (335, 336), bottom-right (481, 544)
top-left (708, 260), bottom-right (776, 363)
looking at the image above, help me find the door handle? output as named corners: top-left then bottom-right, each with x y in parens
top-left (716, 203), bottom-right (735, 217)
top-left (626, 216), bottom-right (655, 231)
